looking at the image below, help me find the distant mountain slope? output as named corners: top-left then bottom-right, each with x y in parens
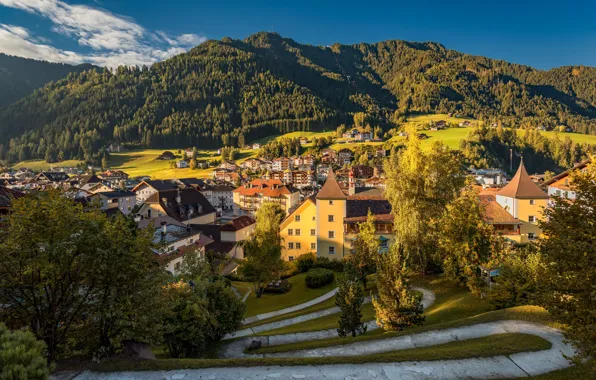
top-left (0, 54), bottom-right (95, 107)
top-left (0, 32), bottom-right (595, 163)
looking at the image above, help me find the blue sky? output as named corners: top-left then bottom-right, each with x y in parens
top-left (0, 0), bottom-right (594, 68)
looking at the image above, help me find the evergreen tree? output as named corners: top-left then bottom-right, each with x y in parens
top-left (372, 244), bottom-right (424, 331)
top-left (336, 276), bottom-right (367, 338)
top-left (0, 324), bottom-right (50, 380)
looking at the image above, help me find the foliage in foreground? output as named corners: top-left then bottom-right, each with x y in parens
top-left (162, 279), bottom-right (245, 358)
top-left (0, 323), bottom-right (49, 380)
top-left (538, 159), bottom-right (596, 361)
top-left (0, 190), bottom-right (165, 361)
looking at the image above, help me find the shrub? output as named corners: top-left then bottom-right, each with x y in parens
top-left (281, 260), bottom-right (299, 279)
top-left (296, 253), bottom-right (317, 273)
top-left (305, 268), bottom-right (335, 289)
top-left (314, 257), bottom-right (345, 272)
top-left (264, 279), bottom-right (291, 294)
top-left (0, 324), bottom-right (50, 380)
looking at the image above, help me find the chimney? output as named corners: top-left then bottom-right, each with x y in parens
top-left (175, 189), bottom-right (182, 205)
top-left (161, 221), bottom-right (167, 236)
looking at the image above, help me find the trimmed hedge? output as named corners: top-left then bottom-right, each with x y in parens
top-left (305, 268), bottom-right (334, 289)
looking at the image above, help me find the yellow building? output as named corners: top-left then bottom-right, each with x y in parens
top-left (316, 170), bottom-right (348, 260)
top-left (280, 169), bottom-right (394, 261)
top-left (495, 159), bottom-right (549, 243)
top-left (279, 197), bottom-right (318, 261)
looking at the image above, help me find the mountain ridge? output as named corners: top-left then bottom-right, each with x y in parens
top-left (0, 31), bottom-right (595, 163)
top-left (0, 53), bottom-right (96, 107)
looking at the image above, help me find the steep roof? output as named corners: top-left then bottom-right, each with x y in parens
top-left (221, 215), bottom-right (256, 231)
top-left (479, 194), bottom-right (521, 225)
top-left (0, 186), bottom-right (24, 208)
top-left (146, 188), bottom-right (216, 222)
top-left (316, 169), bottom-right (347, 200)
top-left (497, 159), bottom-right (549, 199)
top-left (541, 158), bottom-right (592, 188)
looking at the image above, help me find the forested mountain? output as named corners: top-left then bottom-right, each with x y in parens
top-left (0, 54), bottom-right (94, 107)
top-left (0, 32), bottom-right (595, 163)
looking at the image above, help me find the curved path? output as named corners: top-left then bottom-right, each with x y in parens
top-left (65, 287), bottom-right (578, 379)
top-left (241, 287), bottom-right (339, 325)
top-left (221, 286), bottom-right (435, 353)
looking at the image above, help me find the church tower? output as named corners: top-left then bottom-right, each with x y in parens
top-left (316, 169), bottom-right (347, 260)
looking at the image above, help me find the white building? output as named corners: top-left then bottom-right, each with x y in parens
top-left (90, 191), bottom-right (137, 215)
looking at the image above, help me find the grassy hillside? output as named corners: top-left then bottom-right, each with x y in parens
top-left (9, 114), bottom-right (596, 178)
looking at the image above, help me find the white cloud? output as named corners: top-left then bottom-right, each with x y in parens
top-left (176, 34), bottom-right (207, 47)
top-left (0, 0), bottom-right (207, 67)
top-left (0, 24), bottom-right (84, 64)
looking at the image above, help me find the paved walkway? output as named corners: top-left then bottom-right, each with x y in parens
top-left (66, 321), bottom-right (575, 380)
top-left (241, 287), bottom-right (339, 325)
top-left (58, 286), bottom-right (577, 379)
top-left (221, 286), bottom-right (434, 353)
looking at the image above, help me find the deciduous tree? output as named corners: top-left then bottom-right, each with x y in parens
top-left (538, 160), bottom-right (596, 360)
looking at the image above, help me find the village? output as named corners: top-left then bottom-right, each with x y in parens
top-left (0, 131), bottom-right (590, 279)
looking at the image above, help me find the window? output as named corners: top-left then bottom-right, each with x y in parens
top-left (288, 242), bottom-right (294, 249)
top-left (311, 243), bottom-right (316, 250)
top-left (528, 215), bottom-right (536, 223)
top-left (295, 229), bottom-right (301, 236)
top-left (289, 256), bottom-right (294, 261)
top-left (528, 233), bottom-right (536, 240)
top-left (296, 243), bottom-right (301, 249)
top-left (328, 246), bottom-right (335, 254)
top-left (529, 199), bottom-right (535, 205)
top-left (328, 215), bottom-right (335, 222)
top-left (380, 239), bottom-right (388, 249)
top-left (310, 229), bottom-right (316, 236)
top-left (174, 262), bottom-right (181, 271)
top-left (288, 229), bottom-right (293, 236)
top-left (295, 215), bottom-right (301, 222)
top-left (329, 200), bottom-right (334, 205)
top-left (328, 231), bottom-right (335, 239)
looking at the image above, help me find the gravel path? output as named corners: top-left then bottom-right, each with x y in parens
top-left (65, 321), bottom-right (575, 380)
top-left (221, 286), bottom-right (434, 355)
top-left (59, 286), bottom-right (577, 379)
top-left (241, 287), bottom-right (339, 325)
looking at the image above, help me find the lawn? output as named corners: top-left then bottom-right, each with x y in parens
top-left (65, 333), bottom-right (550, 373)
top-left (521, 129), bottom-right (596, 145)
top-left (107, 147), bottom-right (260, 180)
top-left (12, 159), bottom-right (83, 171)
top-left (258, 275), bottom-right (491, 336)
top-left (233, 272), bottom-right (338, 318)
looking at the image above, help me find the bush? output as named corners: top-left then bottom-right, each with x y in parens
top-left (314, 257), bottom-right (345, 272)
top-left (305, 268), bottom-right (335, 289)
top-left (264, 279), bottom-right (291, 294)
top-left (281, 260), bottom-right (299, 279)
top-left (0, 324), bottom-right (50, 380)
top-left (296, 253), bottom-right (317, 273)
